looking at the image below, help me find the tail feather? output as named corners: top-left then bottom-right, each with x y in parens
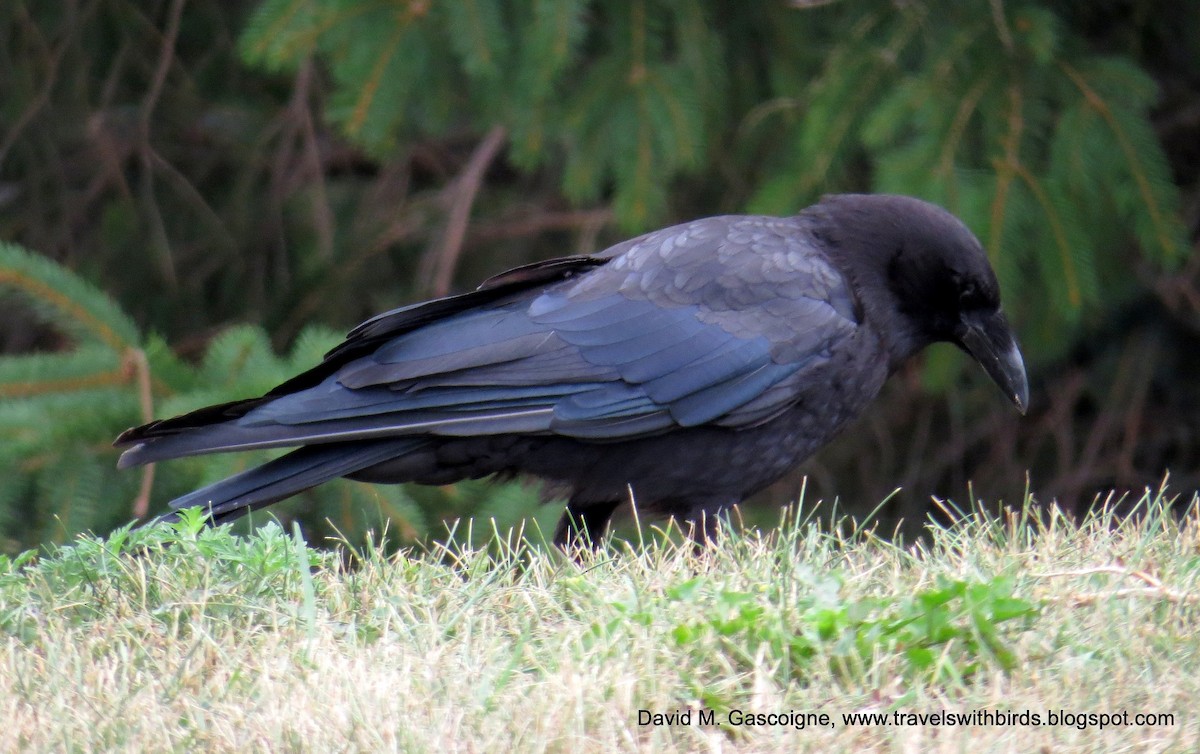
top-left (153, 437), bottom-right (428, 527)
top-left (117, 422), bottom-right (340, 469)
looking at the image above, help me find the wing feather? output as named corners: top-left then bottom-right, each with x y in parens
top-left (118, 215), bottom-right (860, 468)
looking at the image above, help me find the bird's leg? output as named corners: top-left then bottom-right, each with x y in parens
top-left (553, 498), bottom-right (620, 551)
top-left (685, 501), bottom-right (738, 550)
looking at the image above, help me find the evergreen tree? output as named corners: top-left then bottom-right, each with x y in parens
top-left (1, 0), bottom-right (1195, 549)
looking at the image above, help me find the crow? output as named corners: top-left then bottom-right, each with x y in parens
top-left (115, 194), bottom-right (1028, 547)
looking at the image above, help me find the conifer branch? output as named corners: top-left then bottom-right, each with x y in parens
top-left (1060, 62), bottom-right (1180, 261)
top-left (0, 269), bottom-right (130, 352)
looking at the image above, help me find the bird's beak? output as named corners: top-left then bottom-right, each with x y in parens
top-left (957, 310), bottom-right (1029, 414)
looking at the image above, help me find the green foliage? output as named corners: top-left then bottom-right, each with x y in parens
top-left (0, 241), bottom-right (539, 553)
top-left (2, 515), bottom-right (1040, 687)
top-left (235, 0), bottom-right (1188, 367)
top-left (1, 0), bottom-right (1196, 548)
top-left (747, 1), bottom-right (1187, 370)
top-left (239, 0), bottom-right (722, 229)
top-left (0, 242), bottom-right (145, 549)
top-left (611, 570), bottom-right (1038, 684)
top-left (0, 516), bottom-right (333, 640)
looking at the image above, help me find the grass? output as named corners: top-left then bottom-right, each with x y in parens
top-left (1, 487), bottom-right (1198, 753)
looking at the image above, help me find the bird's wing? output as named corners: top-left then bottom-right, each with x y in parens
top-left (117, 216), bottom-right (859, 465)
top-left (114, 255), bottom-right (606, 446)
top-left (282, 255), bottom-right (608, 393)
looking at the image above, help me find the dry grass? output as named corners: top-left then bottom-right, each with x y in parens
top-left (2, 488), bottom-right (1198, 753)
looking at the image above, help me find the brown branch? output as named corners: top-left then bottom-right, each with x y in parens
top-left (124, 348), bottom-right (156, 518)
top-left (1150, 251), bottom-right (1200, 331)
top-left (988, 84), bottom-right (1023, 261)
top-left (264, 86), bottom-right (307, 300)
top-left (0, 0), bottom-right (87, 165)
top-left (988, 0), bottom-right (1013, 51)
top-left (138, 0), bottom-right (186, 139)
top-left (145, 144), bottom-right (239, 254)
top-left (420, 125), bottom-right (507, 297)
top-left (0, 40), bottom-right (63, 166)
top-left (466, 209), bottom-right (615, 246)
top-left (1116, 341), bottom-right (1156, 480)
top-left (1, 0), bottom-right (104, 162)
top-left (0, 369), bottom-right (127, 399)
top-left (295, 60), bottom-right (335, 262)
top-left (137, 0), bottom-right (188, 288)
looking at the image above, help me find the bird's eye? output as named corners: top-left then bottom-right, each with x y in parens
top-left (959, 281), bottom-right (979, 305)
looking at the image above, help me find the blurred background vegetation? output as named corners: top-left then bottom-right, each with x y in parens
top-left (2, 0), bottom-right (1198, 553)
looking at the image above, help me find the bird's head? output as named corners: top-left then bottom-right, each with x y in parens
top-left (811, 193), bottom-right (1029, 414)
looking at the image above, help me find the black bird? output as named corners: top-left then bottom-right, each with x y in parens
top-left (115, 194), bottom-right (1028, 547)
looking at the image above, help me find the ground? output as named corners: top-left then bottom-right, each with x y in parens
top-left (1, 487), bottom-right (1197, 753)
